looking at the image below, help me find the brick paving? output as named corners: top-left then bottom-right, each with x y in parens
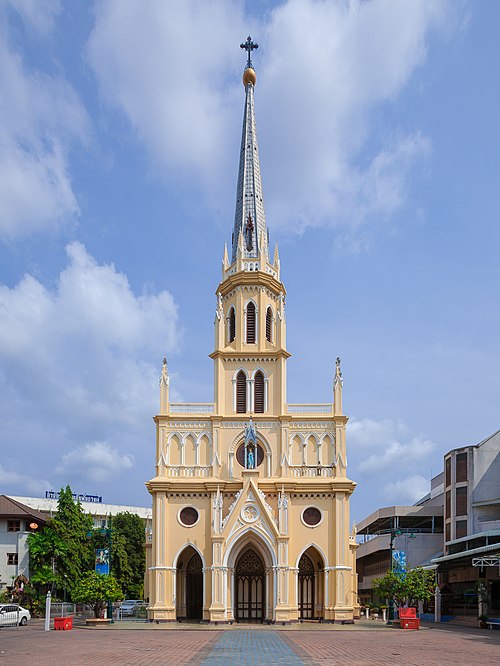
top-left (282, 626), bottom-right (500, 666)
top-left (0, 621), bottom-right (499, 665)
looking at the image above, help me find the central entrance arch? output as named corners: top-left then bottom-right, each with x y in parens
top-left (235, 548), bottom-right (265, 622)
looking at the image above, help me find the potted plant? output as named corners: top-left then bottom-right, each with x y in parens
top-left (370, 606), bottom-right (379, 619)
top-left (479, 613), bottom-right (488, 629)
top-left (379, 605), bottom-right (388, 622)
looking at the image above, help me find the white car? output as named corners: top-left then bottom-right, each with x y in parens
top-left (119, 600), bottom-right (145, 616)
top-left (0, 604), bottom-right (31, 626)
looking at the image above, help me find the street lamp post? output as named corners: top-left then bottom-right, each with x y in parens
top-left (387, 528), bottom-right (401, 624)
top-left (100, 528), bottom-right (114, 624)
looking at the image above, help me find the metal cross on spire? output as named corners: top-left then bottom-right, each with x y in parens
top-left (240, 35), bottom-right (258, 68)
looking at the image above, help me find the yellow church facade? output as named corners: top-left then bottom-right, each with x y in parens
top-left (146, 39), bottom-right (358, 624)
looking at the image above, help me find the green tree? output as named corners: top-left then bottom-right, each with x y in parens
top-left (372, 570), bottom-right (407, 608)
top-left (72, 572), bottom-right (122, 618)
top-left (27, 528), bottom-right (67, 590)
top-left (111, 512), bottom-right (146, 598)
top-left (50, 485), bottom-right (94, 594)
top-left (403, 567), bottom-right (435, 607)
top-left (27, 486), bottom-right (94, 600)
top-left (372, 566), bottom-right (435, 608)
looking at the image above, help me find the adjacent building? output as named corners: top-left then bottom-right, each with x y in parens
top-left (356, 430), bottom-right (500, 617)
top-left (0, 496), bottom-right (46, 588)
top-left (356, 482), bottom-right (444, 605)
top-left (432, 430), bottom-right (500, 615)
top-left (145, 41), bottom-right (358, 624)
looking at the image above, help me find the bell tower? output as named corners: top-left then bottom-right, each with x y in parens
top-left (211, 39), bottom-right (289, 418)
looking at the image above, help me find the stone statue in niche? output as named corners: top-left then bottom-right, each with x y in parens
top-left (244, 419), bottom-right (257, 469)
top-left (245, 214), bottom-right (254, 251)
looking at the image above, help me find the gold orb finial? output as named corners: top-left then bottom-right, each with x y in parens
top-left (243, 67), bottom-right (256, 86)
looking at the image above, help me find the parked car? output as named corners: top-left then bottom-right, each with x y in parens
top-left (119, 600), bottom-right (145, 616)
top-left (0, 604), bottom-right (31, 626)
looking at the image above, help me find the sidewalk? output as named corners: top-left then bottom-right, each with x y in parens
top-left (1, 620), bottom-right (499, 665)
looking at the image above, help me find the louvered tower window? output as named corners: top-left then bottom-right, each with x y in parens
top-left (246, 302), bottom-right (256, 343)
top-left (266, 307), bottom-right (272, 342)
top-left (229, 307), bottom-right (236, 343)
top-left (236, 371), bottom-right (247, 413)
top-left (254, 371), bottom-right (265, 413)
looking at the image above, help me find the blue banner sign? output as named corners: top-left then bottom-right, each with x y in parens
top-left (392, 550), bottom-right (407, 574)
top-left (95, 548), bottom-right (110, 575)
top-left (45, 491), bottom-right (103, 503)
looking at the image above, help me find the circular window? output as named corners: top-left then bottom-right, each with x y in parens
top-left (179, 506), bottom-right (199, 527)
top-left (302, 507), bottom-right (322, 527)
top-left (236, 442), bottom-right (264, 468)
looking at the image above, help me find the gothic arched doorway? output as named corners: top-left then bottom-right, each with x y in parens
top-left (235, 548), bottom-right (265, 622)
top-left (176, 547), bottom-right (204, 621)
top-left (298, 553), bottom-right (315, 619)
top-left (186, 553), bottom-right (203, 619)
top-left (298, 547), bottom-right (324, 621)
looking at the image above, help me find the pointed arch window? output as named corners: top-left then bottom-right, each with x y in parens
top-left (246, 301), bottom-right (256, 344)
top-left (254, 371), bottom-right (265, 413)
top-left (236, 371), bottom-right (247, 413)
top-left (228, 307), bottom-right (236, 343)
top-left (265, 307), bottom-right (272, 343)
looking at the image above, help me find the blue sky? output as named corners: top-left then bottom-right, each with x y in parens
top-left (0, 0), bottom-right (498, 522)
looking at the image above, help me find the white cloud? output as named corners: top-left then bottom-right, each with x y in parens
top-left (0, 242), bottom-right (180, 496)
top-left (55, 442), bottom-right (134, 483)
top-left (0, 463), bottom-right (52, 496)
top-left (358, 435), bottom-right (434, 473)
top-left (86, 0), bottom-right (246, 200)
top-left (0, 3), bottom-right (88, 239)
top-left (348, 418), bottom-right (408, 448)
top-left (87, 0), bottom-right (453, 239)
top-left (383, 475), bottom-right (430, 504)
top-left (4, 0), bottom-right (61, 35)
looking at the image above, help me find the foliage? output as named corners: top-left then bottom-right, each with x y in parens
top-left (50, 485), bottom-right (94, 591)
top-left (372, 570), bottom-right (406, 607)
top-left (27, 485), bottom-right (93, 600)
top-left (27, 528), bottom-right (66, 591)
top-left (72, 572), bottom-right (122, 618)
top-left (111, 512), bottom-right (146, 599)
top-left (403, 567), bottom-right (435, 606)
top-left (372, 566), bottom-right (435, 608)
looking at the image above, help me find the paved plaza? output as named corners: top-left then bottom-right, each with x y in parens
top-left (0, 621), bottom-right (499, 665)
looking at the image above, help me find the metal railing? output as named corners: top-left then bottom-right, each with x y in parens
top-left (287, 404), bottom-right (332, 414)
top-left (288, 465), bottom-right (335, 477)
top-left (169, 403), bottom-right (215, 414)
top-left (168, 465), bottom-right (212, 477)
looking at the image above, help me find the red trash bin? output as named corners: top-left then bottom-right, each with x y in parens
top-left (398, 608), bottom-right (419, 630)
top-left (54, 616), bottom-right (73, 630)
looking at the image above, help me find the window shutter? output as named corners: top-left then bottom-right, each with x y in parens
top-left (229, 308), bottom-right (236, 342)
top-left (254, 371), bottom-right (264, 413)
top-left (246, 302), bottom-right (256, 343)
top-left (236, 371), bottom-right (247, 413)
top-left (456, 453), bottom-right (467, 482)
top-left (266, 308), bottom-right (272, 342)
top-left (455, 486), bottom-right (467, 516)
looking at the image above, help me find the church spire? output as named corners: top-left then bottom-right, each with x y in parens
top-left (231, 36), bottom-right (267, 263)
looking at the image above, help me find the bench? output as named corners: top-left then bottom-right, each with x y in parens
top-left (486, 619), bottom-right (500, 630)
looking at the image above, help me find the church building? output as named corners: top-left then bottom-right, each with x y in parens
top-left (146, 38), bottom-right (358, 624)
